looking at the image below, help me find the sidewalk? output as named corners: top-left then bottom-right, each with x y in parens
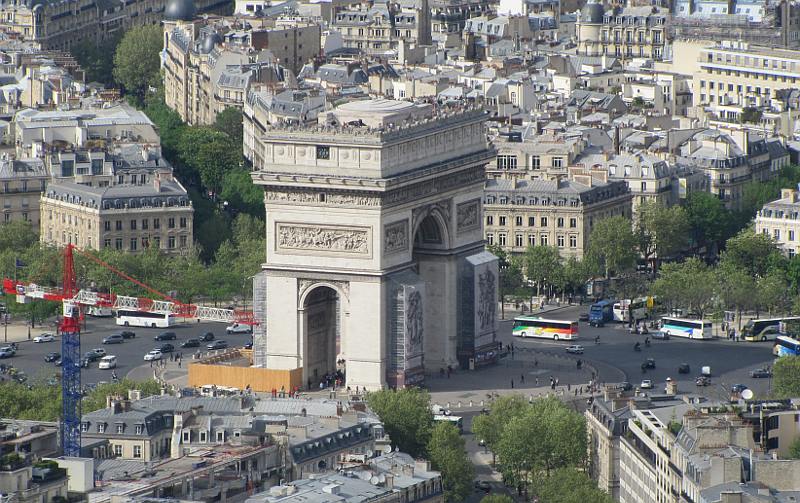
top-left (0, 321), bottom-right (57, 344)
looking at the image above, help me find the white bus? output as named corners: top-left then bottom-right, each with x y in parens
top-left (613, 298), bottom-right (648, 323)
top-left (116, 309), bottom-right (176, 328)
top-left (659, 317), bottom-right (713, 340)
top-left (512, 317), bottom-right (579, 341)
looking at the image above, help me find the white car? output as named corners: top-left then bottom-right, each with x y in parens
top-left (143, 350), bottom-right (163, 361)
top-left (33, 333), bottom-right (55, 343)
top-left (640, 379), bottom-right (653, 389)
top-left (565, 345), bottom-right (584, 354)
top-left (98, 355), bottom-right (117, 369)
top-left (226, 323), bottom-right (252, 334)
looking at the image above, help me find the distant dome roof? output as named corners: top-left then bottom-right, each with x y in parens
top-left (199, 33), bottom-right (222, 53)
top-left (580, 2), bottom-right (604, 23)
top-left (164, 0), bottom-right (196, 21)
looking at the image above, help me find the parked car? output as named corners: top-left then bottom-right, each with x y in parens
top-left (155, 332), bottom-right (177, 341)
top-left (731, 384), bottom-right (749, 394)
top-left (33, 333), bottom-right (55, 343)
top-left (640, 379), bottom-right (653, 389)
top-left (207, 340), bottom-right (229, 351)
top-left (644, 358), bottom-right (656, 369)
top-left (678, 363), bottom-right (691, 374)
top-left (144, 350), bottom-right (163, 361)
top-left (119, 331), bottom-right (136, 339)
top-left (44, 352), bottom-right (60, 362)
top-left (565, 345), bottom-right (584, 354)
top-left (749, 368), bottom-right (772, 378)
top-left (181, 339), bottom-right (200, 348)
top-left (84, 351), bottom-right (102, 362)
top-left (103, 334), bottom-right (124, 344)
top-left (98, 355), bottom-right (117, 369)
top-left (0, 346), bottom-right (16, 358)
top-left (695, 376), bottom-right (711, 386)
top-left (226, 323), bottom-right (251, 334)
top-left (200, 332), bottom-right (215, 341)
top-left (158, 344), bottom-right (175, 353)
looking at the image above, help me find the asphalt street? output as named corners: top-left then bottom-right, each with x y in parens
top-left (0, 316), bottom-right (252, 385)
top-left (496, 305), bottom-right (777, 401)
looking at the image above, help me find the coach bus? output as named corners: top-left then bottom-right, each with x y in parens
top-left (434, 415), bottom-right (464, 433)
top-left (116, 310), bottom-right (176, 328)
top-left (743, 317), bottom-right (800, 342)
top-left (613, 298), bottom-right (648, 323)
top-left (512, 316), bottom-right (579, 341)
top-left (774, 335), bottom-right (800, 357)
top-left (659, 317), bottom-right (713, 340)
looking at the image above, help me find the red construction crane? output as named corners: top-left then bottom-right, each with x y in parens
top-left (2, 244), bottom-right (256, 456)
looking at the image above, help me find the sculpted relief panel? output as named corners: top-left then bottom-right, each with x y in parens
top-left (456, 199), bottom-right (481, 234)
top-left (384, 220), bottom-right (409, 255)
top-left (276, 223), bottom-right (371, 256)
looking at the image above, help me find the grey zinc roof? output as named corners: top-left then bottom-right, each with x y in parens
top-left (0, 158), bottom-right (47, 180)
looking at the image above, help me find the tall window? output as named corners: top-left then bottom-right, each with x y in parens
top-left (168, 218), bottom-right (175, 229)
top-left (540, 234), bottom-right (548, 246)
top-left (498, 233), bottom-right (507, 246)
top-left (570, 218), bottom-right (577, 228)
top-left (114, 445), bottom-right (122, 456)
top-left (486, 216), bottom-right (493, 225)
top-left (515, 234), bottom-right (523, 247)
top-left (528, 234), bottom-right (535, 246)
top-left (179, 217), bottom-right (187, 228)
top-left (115, 238), bottom-right (123, 250)
top-left (133, 445), bottom-right (141, 458)
top-left (557, 235), bottom-right (565, 248)
top-left (497, 155), bottom-right (518, 170)
top-left (528, 217), bottom-right (535, 226)
top-left (552, 157), bottom-right (563, 169)
top-left (499, 216), bottom-right (507, 226)
top-left (168, 236), bottom-right (176, 249)
top-left (557, 217), bottom-right (564, 228)
top-left (540, 217), bottom-right (548, 227)
top-left (531, 156), bottom-right (541, 169)
top-left (569, 235), bottom-right (577, 248)
top-left (486, 233), bottom-right (494, 245)
top-left (515, 216), bottom-right (523, 226)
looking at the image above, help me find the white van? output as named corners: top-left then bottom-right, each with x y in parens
top-left (98, 355), bottom-right (117, 369)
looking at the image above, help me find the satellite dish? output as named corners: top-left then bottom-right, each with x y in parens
top-left (741, 389), bottom-right (754, 400)
top-left (384, 445), bottom-right (392, 453)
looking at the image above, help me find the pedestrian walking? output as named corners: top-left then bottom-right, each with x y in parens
top-left (511, 379), bottom-right (514, 389)
top-left (567, 383), bottom-right (571, 391)
top-left (535, 377), bottom-right (539, 386)
top-left (534, 358), bottom-right (538, 367)
top-left (521, 373), bottom-right (525, 383)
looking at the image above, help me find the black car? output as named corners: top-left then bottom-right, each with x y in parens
top-left (155, 332), bottom-right (177, 341)
top-left (731, 384), bottom-right (749, 394)
top-left (749, 368), bottom-right (772, 378)
top-left (207, 340), bottom-right (228, 350)
top-left (44, 352), bottom-right (60, 362)
top-left (618, 381), bottom-right (633, 391)
top-left (84, 351), bottom-right (102, 362)
top-left (678, 363), bottom-right (691, 374)
top-left (200, 332), bottom-right (215, 342)
top-left (181, 339), bottom-right (200, 348)
top-left (644, 358), bottom-right (656, 369)
top-left (119, 331), bottom-right (136, 339)
top-left (474, 481), bottom-right (491, 494)
top-left (158, 343), bottom-right (175, 353)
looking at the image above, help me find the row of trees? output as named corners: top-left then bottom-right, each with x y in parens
top-left (0, 378), bottom-right (162, 421)
top-left (365, 389), bottom-right (611, 502)
top-left (0, 216), bottom-right (264, 306)
top-left (471, 395), bottom-right (612, 502)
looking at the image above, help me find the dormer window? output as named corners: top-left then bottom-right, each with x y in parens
top-left (135, 425), bottom-right (143, 435)
top-left (98, 423), bottom-right (106, 433)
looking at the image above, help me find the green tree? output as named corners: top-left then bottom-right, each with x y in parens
top-left (524, 245), bottom-right (563, 296)
top-left (495, 397), bottom-right (586, 492)
top-left (740, 107), bottom-right (763, 125)
top-left (533, 468), bottom-right (614, 503)
top-left (686, 192), bottom-right (732, 251)
top-left (178, 127), bottom-right (241, 195)
top-left (72, 34), bottom-right (121, 84)
top-left (113, 25), bottom-right (163, 101)
top-left (636, 201), bottom-right (689, 268)
top-left (481, 496), bottom-right (513, 503)
top-left (788, 437), bottom-right (800, 459)
top-left (220, 168), bottom-right (265, 217)
top-left (587, 216), bottom-right (637, 278)
top-left (720, 229), bottom-right (784, 279)
top-left (214, 108), bottom-right (244, 150)
top-left (367, 388), bottom-right (432, 458)
top-left (653, 258), bottom-right (717, 317)
top-left (772, 356), bottom-right (800, 398)
top-left (427, 422), bottom-right (474, 502)
top-left (558, 257), bottom-right (589, 297)
top-left (472, 395), bottom-right (528, 465)
top-left (716, 261), bottom-right (755, 329)
top-left (82, 379), bottom-right (163, 412)
top-left (0, 221), bottom-right (38, 252)
top-left (756, 270), bottom-right (789, 315)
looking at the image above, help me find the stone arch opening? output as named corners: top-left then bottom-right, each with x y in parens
top-left (302, 285), bottom-right (343, 389)
top-left (413, 213), bottom-right (449, 251)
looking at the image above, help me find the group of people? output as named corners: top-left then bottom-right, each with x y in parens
top-left (311, 369), bottom-right (345, 391)
top-left (270, 385), bottom-right (302, 399)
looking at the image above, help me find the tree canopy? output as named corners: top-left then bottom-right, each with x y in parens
top-left (113, 25), bottom-right (163, 101)
top-left (533, 468), bottom-right (614, 503)
top-left (427, 422), bottom-right (474, 502)
top-left (587, 216), bottom-right (638, 278)
top-left (773, 356), bottom-right (800, 398)
top-left (366, 388), bottom-right (433, 458)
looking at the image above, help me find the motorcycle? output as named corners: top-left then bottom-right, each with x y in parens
top-left (634, 343), bottom-right (642, 352)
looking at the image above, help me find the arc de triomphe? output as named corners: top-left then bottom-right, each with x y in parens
top-left (246, 99), bottom-right (499, 390)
